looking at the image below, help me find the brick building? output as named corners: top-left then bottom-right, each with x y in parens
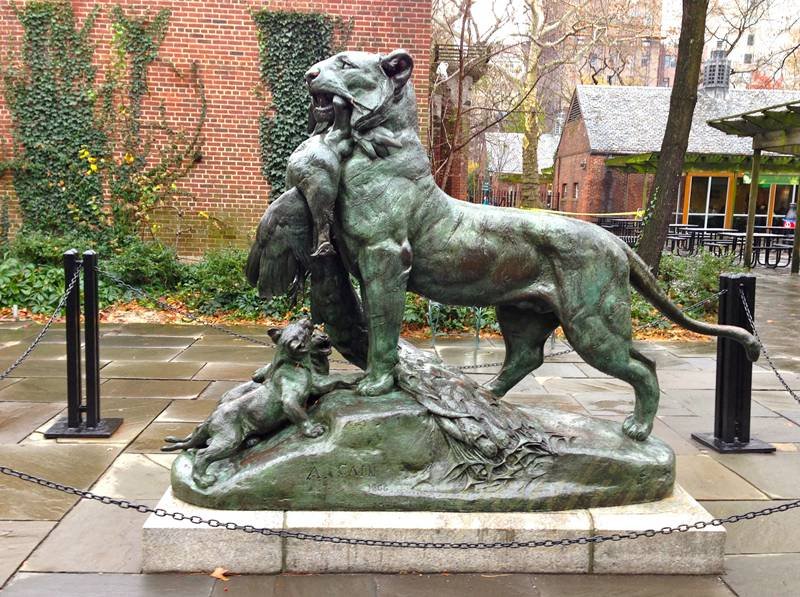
top-left (0, 0), bottom-right (431, 256)
top-left (553, 84), bottom-right (800, 225)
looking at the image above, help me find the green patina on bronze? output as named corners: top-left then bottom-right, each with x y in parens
top-left (167, 49), bottom-right (762, 511)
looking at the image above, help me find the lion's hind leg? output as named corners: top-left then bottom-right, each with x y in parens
top-left (192, 429), bottom-right (243, 488)
top-left (560, 308), bottom-right (660, 441)
top-left (488, 306), bottom-right (558, 396)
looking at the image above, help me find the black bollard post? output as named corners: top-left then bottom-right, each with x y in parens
top-left (45, 250), bottom-right (122, 438)
top-left (691, 273), bottom-right (775, 453)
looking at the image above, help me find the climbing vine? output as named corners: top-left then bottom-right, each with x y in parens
top-left (99, 6), bottom-right (207, 240)
top-left (1, 1), bottom-right (106, 233)
top-left (1, 2), bottom-right (206, 242)
top-left (252, 10), bottom-right (351, 197)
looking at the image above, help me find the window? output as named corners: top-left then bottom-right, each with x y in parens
top-left (661, 77), bottom-right (670, 87)
top-left (663, 55), bottom-right (677, 68)
top-left (641, 55), bottom-right (649, 67)
top-left (747, 33), bottom-right (755, 46)
top-left (573, 182), bottom-right (579, 199)
top-left (562, 183), bottom-right (567, 198)
top-left (744, 53), bottom-right (753, 64)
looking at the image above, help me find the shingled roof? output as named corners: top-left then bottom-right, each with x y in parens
top-left (571, 85), bottom-right (800, 156)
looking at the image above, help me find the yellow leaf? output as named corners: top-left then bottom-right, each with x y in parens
top-left (210, 567), bottom-right (229, 581)
top-left (198, 211), bottom-right (209, 219)
top-left (90, 163), bottom-right (98, 172)
top-left (123, 153), bottom-right (134, 164)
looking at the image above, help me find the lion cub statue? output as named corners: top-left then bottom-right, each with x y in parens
top-left (162, 319), bottom-right (356, 488)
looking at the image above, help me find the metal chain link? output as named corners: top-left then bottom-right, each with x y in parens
top-left (738, 286), bottom-right (800, 405)
top-left (1, 465), bottom-right (798, 549)
top-left (95, 268), bottom-right (272, 347)
top-left (0, 265), bottom-right (83, 381)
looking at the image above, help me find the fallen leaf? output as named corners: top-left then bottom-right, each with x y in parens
top-left (210, 567), bottom-right (230, 581)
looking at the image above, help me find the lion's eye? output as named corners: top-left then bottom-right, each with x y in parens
top-left (340, 59), bottom-right (357, 70)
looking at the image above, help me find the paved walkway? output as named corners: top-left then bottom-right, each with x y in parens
top-left (0, 270), bottom-right (798, 596)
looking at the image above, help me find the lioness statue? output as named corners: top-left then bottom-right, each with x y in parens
top-left (162, 319), bottom-right (356, 487)
top-left (295, 49), bottom-right (760, 442)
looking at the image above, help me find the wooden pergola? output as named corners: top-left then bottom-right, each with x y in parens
top-left (708, 99), bottom-right (800, 274)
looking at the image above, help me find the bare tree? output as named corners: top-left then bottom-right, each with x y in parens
top-left (637, 0), bottom-right (709, 271)
top-left (705, 0), bottom-right (800, 86)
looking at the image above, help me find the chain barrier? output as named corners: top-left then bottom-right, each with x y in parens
top-left (738, 286), bottom-right (800, 405)
top-left (0, 265), bottom-right (83, 381)
top-left (95, 268), bottom-right (272, 347)
top-left (1, 465), bottom-right (798, 549)
top-left (457, 290), bottom-right (728, 371)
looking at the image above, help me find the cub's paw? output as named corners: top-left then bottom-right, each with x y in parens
top-left (622, 414), bottom-right (653, 441)
top-left (356, 372), bottom-right (395, 396)
top-left (302, 422), bottom-right (326, 438)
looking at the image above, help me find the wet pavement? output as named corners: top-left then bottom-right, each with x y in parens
top-left (0, 269), bottom-right (799, 596)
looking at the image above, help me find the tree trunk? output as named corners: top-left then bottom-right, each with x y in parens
top-left (520, 3), bottom-right (543, 209)
top-left (636, 0), bottom-right (709, 272)
top-left (521, 95), bottom-right (542, 208)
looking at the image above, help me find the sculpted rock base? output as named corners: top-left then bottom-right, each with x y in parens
top-left (171, 389), bottom-right (674, 511)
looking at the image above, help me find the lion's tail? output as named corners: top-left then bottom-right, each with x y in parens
top-left (622, 242), bottom-right (760, 361)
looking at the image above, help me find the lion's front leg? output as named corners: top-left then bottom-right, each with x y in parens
top-left (356, 240), bottom-right (411, 396)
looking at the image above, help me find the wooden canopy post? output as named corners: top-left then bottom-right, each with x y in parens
top-left (793, 218), bottom-right (800, 274)
top-left (744, 149), bottom-right (762, 268)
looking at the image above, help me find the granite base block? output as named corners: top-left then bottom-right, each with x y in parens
top-left (142, 485), bottom-right (724, 574)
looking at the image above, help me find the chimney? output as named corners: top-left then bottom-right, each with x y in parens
top-left (701, 41), bottom-right (731, 99)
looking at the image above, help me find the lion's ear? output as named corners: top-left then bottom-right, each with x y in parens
top-left (267, 328), bottom-right (282, 344)
top-left (380, 49), bottom-right (413, 93)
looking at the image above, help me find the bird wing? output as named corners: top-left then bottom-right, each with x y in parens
top-left (245, 187), bottom-right (313, 301)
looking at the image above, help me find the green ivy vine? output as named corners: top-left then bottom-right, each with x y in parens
top-left (252, 10), bottom-right (351, 197)
top-left (99, 6), bottom-right (207, 240)
top-left (1, 2), bottom-right (206, 243)
top-left (2, 1), bottom-right (106, 234)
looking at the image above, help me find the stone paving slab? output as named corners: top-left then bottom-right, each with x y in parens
top-left (193, 362), bottom-right (258, 381)
top-left (126, 422), bottom-right (198, 453)
top-left (709, 453), bottom-right (800, 499)
top-left (701, 500), bottom-right (800, 554)
top-left (100, 360), bottom-right (205, 380)
top-left (24, 397), bottom-right (169, 446)
top-left (533, 573), bottom-right (734, 596)
top-left (21, 499), bottom-right (158, 573)
top-left (0, 572), bottom-right (215, 597)
top-left (100, 346), bottom-right (187, 361)
top-left (198, 380), bottom-right (243, 401)
top-left (155, 399), bottom-right (217, 423)
top-left (91, 453), bottom-right (174, 500)
top-left (0, 343), bottom-right (67, 360)
top-left (0, 521), bottom-right (55, 586)
top-left (675, 455), bottom-right (766, 501)
top-left (173, 345), bottom-right (273, 364)
top-left (101, 379), bottom-right (209, 400)
top-left (504, 393), bottom-right (589, 414)
top-left (375, 574), bottom-right (536, 597)
top-left (0, 403), bottom-right (63, 443)
top-left (99, 334), bottom-right (197, 348)
top-left (0, 444), bottom-right (120, 520)
top-left (0, 377), bottom-right (72, 403)
top-left (5, 359), bottom-right (108, 378)
top-left (723, 554), bottom-right (800, 597)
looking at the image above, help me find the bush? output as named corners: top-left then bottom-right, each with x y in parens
top-left (631, 250), bottom-right (744, 329)
top-left (180, 248), bottom-right (301, 319)
top-left (8, 229), bottom-right (102, 266)
top-left (106, 238), bottom-right (184, 290)
top-left (0, 257), bottom-right (64, 314)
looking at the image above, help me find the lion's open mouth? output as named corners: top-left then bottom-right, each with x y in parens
top-left (311, 92), bottom-right (334, 119)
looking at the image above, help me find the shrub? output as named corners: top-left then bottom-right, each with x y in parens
top-left (180, 248), bottom-right (301, 319)
top-left (0, 257), bottom-right (64, 314)
top-left (105, 238), bottom-right (184, 290)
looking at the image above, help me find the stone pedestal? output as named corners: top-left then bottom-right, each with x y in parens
top-left (142, 485), bottom-right (724, 574)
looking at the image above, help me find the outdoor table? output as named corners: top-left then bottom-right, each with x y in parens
top-left (680, 228), bottom-right (736, 255)
top-left (721, 232), bottom-right (791, 267)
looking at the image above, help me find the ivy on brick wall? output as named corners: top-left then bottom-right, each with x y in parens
top-left (1, 1), bottom-right (106, 233)
top-left (2, 2), bottom-right (206, 243)
top-left (99, 6), bottom-right (207, 241)
top-left (252, 10), bottom-right (351, 198)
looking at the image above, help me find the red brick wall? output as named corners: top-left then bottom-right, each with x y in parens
top-left (553, 117), bottom-right (646, 217)
top-left (0, 0), bottom-right (431, 256)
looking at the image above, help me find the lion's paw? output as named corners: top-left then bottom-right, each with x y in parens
top-left (302, 422), bottom-right (326, 438)
top-left (193, 472), bottom-right (217, 489)
top-left (622, 414), bottom-right (653, 441)
top-left (356, 372), bottom-right (395, 396)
